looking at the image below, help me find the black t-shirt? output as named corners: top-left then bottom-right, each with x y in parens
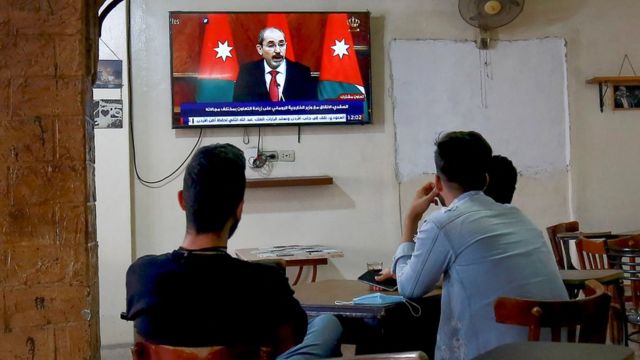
top-left (124, 249), bottom-right (307, 347)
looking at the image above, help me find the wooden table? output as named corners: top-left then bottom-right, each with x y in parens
top-left (556, 231), bottom-right (614, 241)
top-left (560, 269), bottom-right (624, 289)
top-left (293, 279), bottom-right (442, 317)
top-left (295, 279), bottom-right (399, 318)
top-left (235, 246), bottom-right (343, 285)
top-left (472, 341), bottom-right (633, 360)
top-left (293, 280), bottom-right (441, 357)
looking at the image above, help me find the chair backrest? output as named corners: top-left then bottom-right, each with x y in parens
top-left (575, 237), bottom-right (608, 270)
top-left (605, 235), bottom-right (640, 309)
top-left (132, 340), bottom-right (269, 360)
top-left (546, 221), bottom-right (580, 270)
top-left (494, 279), bottom-right (611, 343)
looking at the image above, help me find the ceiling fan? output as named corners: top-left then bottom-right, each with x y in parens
top-left (459, 0), bottom-right (525, 49)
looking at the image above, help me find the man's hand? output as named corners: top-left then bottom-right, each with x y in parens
top-left (409, 181), bottom-right (440, 217)
top-left (371, 268), bottom-right (396, 291)
top-left (402, 181), bottom-right (440, 242)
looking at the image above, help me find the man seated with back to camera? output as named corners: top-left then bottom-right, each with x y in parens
top-left (484, 154), bottom-right (517, 205)
top-left (376, 131), bottom-right (567, 360)
top-left (123, 144), bottom-right (342, 359)
top-left (369, 154), bottom-right (519, 357)
top-left (233, 27), bottom-right (316, 102)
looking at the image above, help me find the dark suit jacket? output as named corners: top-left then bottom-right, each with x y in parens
top-left (233, 59), bottom-right (317, 102)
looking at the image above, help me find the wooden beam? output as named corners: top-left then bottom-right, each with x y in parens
top-left (246, 176), bottom-right (333, 188)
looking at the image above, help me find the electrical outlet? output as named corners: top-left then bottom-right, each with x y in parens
top-left (279, 150), bottom-right (295, 162)
top-left (261, 151), bottom-right (278, 162)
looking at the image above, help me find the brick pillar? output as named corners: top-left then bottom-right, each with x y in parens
top-left (0, 1), bottom-right (101, 359)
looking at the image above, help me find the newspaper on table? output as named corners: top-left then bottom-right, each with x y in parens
top-left (251, 245), bottom-right (341, 258)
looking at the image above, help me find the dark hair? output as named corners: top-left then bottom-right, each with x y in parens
top-left (434, 131), bottom-right (492, 192)
top-left (257, 27), bottom-right (285, 45)
top-left (485, 155), bottom-right (517, 204)
top-left (182, 144), bottom-right (246, 234)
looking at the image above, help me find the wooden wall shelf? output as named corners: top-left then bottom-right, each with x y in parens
top-left (586, 76), bottom-right (640, 112)
top-left (247, 176), bottom-right (333, 188)
top-left (586, 76), bottom-right (640, 85)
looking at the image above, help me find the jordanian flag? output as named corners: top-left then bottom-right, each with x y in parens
top-left (266, 13), bottom-right (296, 61)
top-left (196, 14), bottom-right (239, 102)
top-left (318, 14), bottom-right (367, 121)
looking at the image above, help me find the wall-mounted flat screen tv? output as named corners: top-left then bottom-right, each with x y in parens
top-left (169, 11), bottom-right (371, 128)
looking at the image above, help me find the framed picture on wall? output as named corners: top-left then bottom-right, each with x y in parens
top-left (93, 99), bottom-right (123, 128)
top-left (95, 60), bottom-right (123, 88)
top-left (612, 84), bottom-right (640, 110)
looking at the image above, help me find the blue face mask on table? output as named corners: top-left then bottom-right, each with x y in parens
top-left (352, 293), bottom-right (405, 305)
top-left (334, 293), bottom-right (422, 317)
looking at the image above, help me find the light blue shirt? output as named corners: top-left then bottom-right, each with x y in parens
top-left (392, 191), bottom-right (568, 360)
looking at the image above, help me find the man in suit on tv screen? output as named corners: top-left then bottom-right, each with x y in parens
top-left (233, 27), bottom-right (317, 102)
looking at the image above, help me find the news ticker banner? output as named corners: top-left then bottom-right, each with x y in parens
top-left (180, 100), bottom-right (366, 126)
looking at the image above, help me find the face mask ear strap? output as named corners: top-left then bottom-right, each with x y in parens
top-left (403, 299), bottom-right (422, 317)
top-left (334, 300), bottom-right (354, 305)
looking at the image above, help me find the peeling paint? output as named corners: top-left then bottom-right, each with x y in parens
top-left (33, 116), bottom-right (45, 147)
top-left (34, 296), bottom-right (45, 310)
top-left (25, 336), bottom-right (35, 360)
top-left (9, 145), bottom-right (18, 161)
top-left (81, 309), bottom-right (91, 320)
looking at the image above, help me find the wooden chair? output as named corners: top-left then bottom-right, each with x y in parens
top-left (131, 339), bottom-right (270, 360)
top-left (131, 340), bottom-right (428, 360)
top-left (574, 236), bottom-right (626, 344)
top-left (546, 221), bottom-right (580, 270)
top-left (575, 236), bottom-right (609, 270)
top-left (494, 279), bottom-right (611, 343)
top-left (605, 235), bottom-right (640, 343)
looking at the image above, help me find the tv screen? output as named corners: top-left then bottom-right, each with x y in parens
top-left (169, 11), bottom-right (371, 128)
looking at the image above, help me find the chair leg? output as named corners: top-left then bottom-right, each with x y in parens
top-left (614, 280), bottom-right (629, 346)
top-left (609, 308), bottom-right (623, 344)
top-left (607, 283), bottom-right (625, 344)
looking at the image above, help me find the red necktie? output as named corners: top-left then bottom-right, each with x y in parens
top-left (268, 70), bottom-right (279, 101)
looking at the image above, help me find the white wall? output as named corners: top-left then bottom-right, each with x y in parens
top-left (95, 1), bottom-right (133, 346)
top-left (93, 2), bottom-right (640, 346)
top-left (391, 38), bottom-right (573, 233)
top-left (392, 39), bottom-right (570, 180)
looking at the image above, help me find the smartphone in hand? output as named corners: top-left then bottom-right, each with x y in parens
top-left (357, 269), bottom-right (398, 291)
